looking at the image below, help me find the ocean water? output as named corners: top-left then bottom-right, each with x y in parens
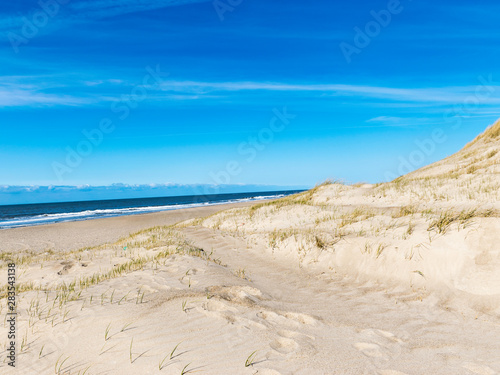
top-left (0, 190), bottom-right (303, 229)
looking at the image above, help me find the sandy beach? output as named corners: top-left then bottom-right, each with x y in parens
top-left (0, 201), bottom-right (260, 254)
top-left (1, 123), bottom-right (500, 375)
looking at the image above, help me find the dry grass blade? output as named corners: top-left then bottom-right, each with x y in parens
top-left (129, 338), bottom-right (134, 363)
top-left (245, 350), bottom-right (258, 367)
top-left (181, 362), bottom-right (191, 375)
top-left (104, 323), bottom-right (111, 341)
top-left (170, 341), bottom-right (182, 359)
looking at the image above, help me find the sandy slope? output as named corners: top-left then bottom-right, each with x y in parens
top-left (0, 120), bottom-right (500, 374)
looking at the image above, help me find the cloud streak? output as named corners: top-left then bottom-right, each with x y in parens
top-left (2, 73), bottom-right (500, 108)
top-left (0, 88), bottom-right (91, 107)
top-left (157, 80), bottom-right (500, 104)
top-left (365, 116), bottom-right (446, 128)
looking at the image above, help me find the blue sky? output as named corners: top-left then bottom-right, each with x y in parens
top-left (1, 0), bottom-right (500, 203)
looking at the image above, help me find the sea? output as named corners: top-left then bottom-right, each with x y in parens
top-left (0, 190), bottom-right (304, 229)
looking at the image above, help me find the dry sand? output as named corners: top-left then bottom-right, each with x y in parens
top-left (1, 121), bottom-right (500, 375)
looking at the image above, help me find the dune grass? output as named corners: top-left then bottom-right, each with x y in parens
top-left (245, 350), bottom-right (258, 367)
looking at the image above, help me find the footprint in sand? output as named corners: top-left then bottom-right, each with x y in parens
top-left (274, 328), bottom-right (317, 357)
top-left (355, 343), bottom-right (387, 359)
top-left (256, 311), bottom-right (289, 326)
top-left (355, 329), bottom-right (404, 362)
top-left (282, 312), bottom-right (318, 325)
top-left (462, 362), bottom-right (497, 375)
top-left (202, 299), bottom-right (238, 313)
top-left (277, 329), bottom-right (315, 341)
top-left (277, 329), bottom-right (300, 339)
top-left (270, 337), bottom-right (299, 354)
top-left (200, 300), bottom-right (238, 324)
top-left (57, 260), bottom-right (74, 275)
top-left (255, 310), bottom-right (318, 329)
top-left (238, 317), bottom-right (267, 330)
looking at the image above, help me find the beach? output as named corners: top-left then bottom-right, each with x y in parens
top-left (0, 201), bottom-right (260, 253)
top-left (0, 176), bottom-right (499, 374)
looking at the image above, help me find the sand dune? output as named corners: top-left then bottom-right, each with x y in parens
top-left (1, 121), bottom-right (500, 374)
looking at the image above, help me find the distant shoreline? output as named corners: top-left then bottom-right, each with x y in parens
top-left (0, 200), bottom-right (263, 253)
top-left (0, 190), bottom-right (303, 230)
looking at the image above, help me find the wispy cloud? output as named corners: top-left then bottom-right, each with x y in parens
top-left (156, 80), bottom-right (500, 104)
top-left (0, 88), bottom-right (90, 107)
top-left (365, 116), bottom-right (445, 128)
top-left (0, 77), bottom-right (94, 107)
top-left (366, 116), bottom-right (412, 127)
top-left (2, 73), bottom-right (500, 109)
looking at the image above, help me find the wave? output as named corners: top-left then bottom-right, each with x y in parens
top-left (0, 194), bottom-right (286, 229)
